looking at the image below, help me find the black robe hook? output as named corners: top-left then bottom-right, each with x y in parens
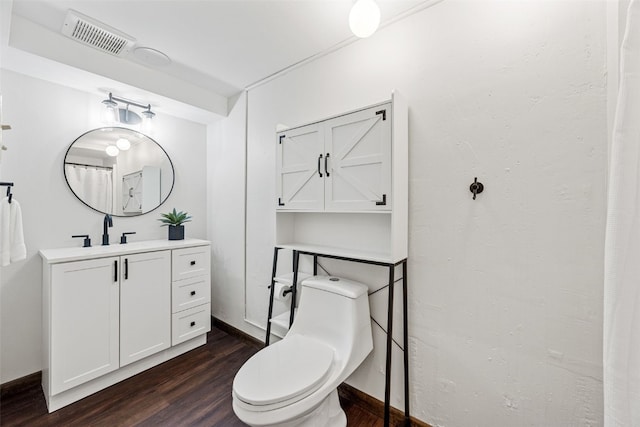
top-left (469, 177), bottom-right (484, 200)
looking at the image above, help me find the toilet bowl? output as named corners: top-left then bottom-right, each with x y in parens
top-left (232, 276), bottom-right (373, 427)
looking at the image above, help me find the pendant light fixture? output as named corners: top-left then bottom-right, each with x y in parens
top-left (349, 0), bottom-right (381, 38)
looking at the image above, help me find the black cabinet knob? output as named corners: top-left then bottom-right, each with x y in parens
top-left (190, 260), bottom-right (196, 266)
top-left (190, 291), bottom-right (196, 296)
top-left (190, 321), bottom-right (196, 327)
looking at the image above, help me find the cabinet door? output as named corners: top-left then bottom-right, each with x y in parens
top-left (122, 171), bottom-right (143, 213)
top-left (120, 251), bottom-right (171, 367)
top-left (276, 123), bottom-right (324, 210)
top-left (50, 257), bottom-right (119, 394)
top-left (324, 104), bottom-right (392, 211)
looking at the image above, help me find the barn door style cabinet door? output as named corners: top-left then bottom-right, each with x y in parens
top-left (122, 166), bottom-right (161, 214)
top-left (277, 103), bottom-right (392, 212)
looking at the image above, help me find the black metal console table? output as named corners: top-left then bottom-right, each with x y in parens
top-left (264, 244), bottom-right (410, 427)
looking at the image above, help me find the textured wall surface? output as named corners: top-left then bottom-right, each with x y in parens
top-left (211, 1), bottom-right (609, 425)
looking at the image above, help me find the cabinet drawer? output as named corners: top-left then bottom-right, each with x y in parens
top-left (172, 303), bottom-right (211, 345)
top-left (172, 276), bottom-right (210, 313)
top-left (172, 246), bottom-right (210, 281)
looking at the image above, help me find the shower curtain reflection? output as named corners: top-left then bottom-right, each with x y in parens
top-left (65, 164), bottom-right (113, 214)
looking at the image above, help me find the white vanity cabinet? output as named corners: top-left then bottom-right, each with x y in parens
top-left (40, 239), bottom-right (211, 413)
top-left (276, 102), bottom-right (392, 212)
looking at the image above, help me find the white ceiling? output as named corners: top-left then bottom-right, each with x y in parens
top-left (2, 0), bottom-right (431, 122)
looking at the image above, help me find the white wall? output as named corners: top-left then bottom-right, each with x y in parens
top-left (211, 1), bottom-right (608, 425)
top-left (0, 69), bottom-right (207, 383)
top-left (207, 92), bottom-right (266, 338)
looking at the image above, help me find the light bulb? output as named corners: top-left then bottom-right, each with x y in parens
top-left (116, 138), bottom-right (131, 151)
top-left (349, 0), bottom-right (381, 38)
top-left (141, 107), bottom-right (155, 135)
top-left (105, 145), bottom-right (120, 157)
top-left (102, 105), bottom-right (117, 124)
top-left (102, 98), bottom-right (118, 125)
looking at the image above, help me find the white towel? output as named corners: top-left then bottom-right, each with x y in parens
top-left (0, 196), bottom-right (26, 266)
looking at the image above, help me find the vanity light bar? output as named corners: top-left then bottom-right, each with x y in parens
top-left (102, 92), bottom-right (155, 126)
top-left (106, 93), bottom-right (152, 112)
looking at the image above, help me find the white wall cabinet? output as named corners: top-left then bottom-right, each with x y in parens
top-left (121, 166), bottom-right (161, 214)
top-left (40, 239), bottom-right (211, 412)
top-left (277, 103), bottom-right (392, 212)
top-left (275, 93), bottom-right (407, 263)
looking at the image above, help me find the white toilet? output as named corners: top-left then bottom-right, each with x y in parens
top-left (232, 276), bottom-right (373, 427)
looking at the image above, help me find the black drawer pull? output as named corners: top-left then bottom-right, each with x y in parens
top-left (190, 321), bottom-right (196, 327)
top-left (114, 260), bottom-right (118, 282)
top-left (190, 261), bottom-right (196, 266)
top-left (190, 291), bottom-right (196, 296)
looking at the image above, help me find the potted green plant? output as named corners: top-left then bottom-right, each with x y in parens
top-left (159, 208), bottom-right (192, 240)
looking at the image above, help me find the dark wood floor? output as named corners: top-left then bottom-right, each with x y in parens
top-left (0, 325), bottom-right (384, 426)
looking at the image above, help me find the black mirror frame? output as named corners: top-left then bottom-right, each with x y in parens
top-left (63, 127), bottom-right (175, 217)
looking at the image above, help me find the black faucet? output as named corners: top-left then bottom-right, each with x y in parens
top-left (102, 214), bottom-right (113, 246)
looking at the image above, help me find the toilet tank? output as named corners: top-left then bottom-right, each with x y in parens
top-left (288, 276), bottom-right (372, 365)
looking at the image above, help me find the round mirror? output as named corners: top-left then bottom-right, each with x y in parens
top-left (64, 127), bottom-right (174, 216)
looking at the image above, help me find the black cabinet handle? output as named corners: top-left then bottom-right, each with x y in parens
top-left (190, 290), bottom-right (196, 296)
top-left (190, 321), bottom-right (196, 327)
top-left (114, 260), bottom-right (118, 282)
top-left (190, 260), bottom-right (196, 266)
top-left (124, 258), bottom-right (129, 280)
top-left (317, 154), bottom-right (323, 177)
top-left (325, 153), bottom-right (330, 177)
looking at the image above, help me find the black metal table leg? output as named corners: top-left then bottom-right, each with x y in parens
top-left (403, 260), bottom-right (410, 425)
top-left (265, 247), bottom-right (280, 346)
top-left (289, 250), bottom-right (300, 328)
top-left (384, 264), bottom-right (395, 426)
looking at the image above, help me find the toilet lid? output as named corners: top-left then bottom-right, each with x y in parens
top-left (233, 335), bottom-right (334, 407)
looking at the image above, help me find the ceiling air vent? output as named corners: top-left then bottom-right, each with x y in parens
top-left (61, 10), bottom-right (136, 57)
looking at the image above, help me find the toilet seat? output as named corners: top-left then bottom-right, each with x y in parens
top-left (233, 335), bottom-right (334, 411)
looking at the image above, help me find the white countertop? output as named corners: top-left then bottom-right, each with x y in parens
top-left (40, 239), bottom-right (210, 264)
